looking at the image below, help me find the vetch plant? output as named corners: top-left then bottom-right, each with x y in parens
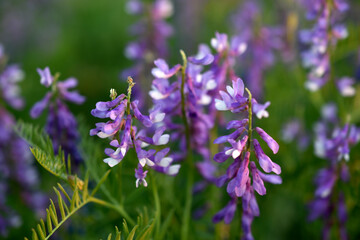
top-left (212, 78), bottom-right (282, 240)
top-left (90, 77), bottom-right (180, 186)
top-left (4, 0), bottom-right (360, 239)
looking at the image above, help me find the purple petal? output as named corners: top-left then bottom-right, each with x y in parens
top-left (61, 90), bottom-right (85, 104)
top-left (213, 128), bottom-right (244, 144)
top-left (131, 101), bottom-right (152, 127)
top-left (258, 172), bottom-right (282, 184)
top-left (226, 119), bottom-right (248, 130)
top-left (253, 139), bottom-right (281, 174)
top-left (57, 77), bottom-right (78, 89)
top-left (37, 67), bottom-right (53, 87)
top-left (213, 151), bottom-right (229, 163)
top-left (255, 127), bottom-right (279, 154)
top-left (30, 92), bottom-right (52, 118)
top-left (232, 78), bottom-right (245, 97)
top-left (250, 162), bottom-right (266, 195)
top-left (215, 174), bottom-right (228, 187)
top-left (154, 59), bottom-right (169, 72)
top-left (336, 77), bottom-right (355, 97)
top-left (188, 54), bottom-right (214, 65)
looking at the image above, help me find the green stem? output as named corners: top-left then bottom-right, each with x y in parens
top-left (179, 50), bottom-right (191, 149)
top-left (86, 164), bottom-right (135, 225)
top-left (151, 173), bottom-right (161, 239)
top-left (179, 50), bottom-right (194, 240)
top-left (89, 197), bottom-right (135, 225)
top-left (245, 88), bottom-right (253, 152)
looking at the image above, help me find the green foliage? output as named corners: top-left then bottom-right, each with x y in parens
top-left (24, 179), bottom-right (91, 240)
top-left (15, 121), bottom-right (71, 181)
top-left (101, 208), bottom-right (155, 240)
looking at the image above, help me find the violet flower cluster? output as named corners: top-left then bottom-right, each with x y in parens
top-left (231, 1), bottom-right (284, 99)
top-left (122, 0), bottom-right (173, 104)
top-left (30, 67), bottom-right (85, 165)
top-left (90, 77), bottom-right (180, 187)
top-left (148, 34), bottom-right (278, 229)
top-left (149, 32), bottom-right (248, 169)
top-left (212, 79), bottom-right (282, 240)
top-left (309, 103), bottom-right (360, 239)
top-left (299, 0), bottom-right (355, 94)
top-left (0, 44), bottom-right (45, 236)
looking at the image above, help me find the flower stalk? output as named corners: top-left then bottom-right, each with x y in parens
top-left (179, 50), bottom-right (195, 240)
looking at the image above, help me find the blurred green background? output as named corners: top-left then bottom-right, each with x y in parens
top-left (1, 0), bottom-right (360, 239)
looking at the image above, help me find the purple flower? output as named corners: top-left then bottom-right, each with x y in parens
top-left (91, 79), bottom-right (179, 186)
top-left (212, 198), bottom-right (237, 224)
top-left (212, 80), bottom-right (281, 240)
top-left (135, 164), bottom-right (148, 188)
top-left (122, 0), bottom-right (174, 106)
top-left (255, 127), bottom-right (279, 154)
top-left (0, 46), bottom-right (47, 227)
top-left (37, 67), bottom-right (53, 87)
top-left (299, 0), bottom-right (349, 91)
top-left (151, 59), bottom-right (181, 79)
top-left (253, 139), bottom-right (281, 174)
top-left (336, 77), bottom-right (355, 97)
top-left (226, 151), bottom-right (250, 197)
top-left (188, 44), bottom-right (214, 65)
top-left (30, 68), bottom-right (85, 165)
top-left (0, 49), bottom-right (25, 109)
top-left (211, 33), bottom-right (229, 53)
top-left (309, 105), bottom-right (358, 238)
top-left (0, 112), bottom-right (45, 235)
top-left (231, 1), bottom-right (284, 99)
top-left (226, 136), bottom-right (248, 159)
top-left (30, 92), bottom-right (52, 118)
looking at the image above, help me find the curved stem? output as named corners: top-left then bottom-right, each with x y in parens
top-left (89, 197), bottom-right (135, 225)
top-left (179, 50), bottom-right (194, 240)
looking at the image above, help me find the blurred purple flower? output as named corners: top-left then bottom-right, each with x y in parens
top-left (281, 119), bottom-right (310, 151)
top-left (30, 67), bottom-right (85, 165)
top-left (336, 77), bottom-right (355, 97)
top-left (0, 45), bottom-right (25, 109)
top-left (299, 0), bottom-right (350, 92)
top-left (0, 45), bottom-right (45, 236)
top-left (231, 1), bottom-right (284, 99)
top-left (121, 0), bottom-right (174, 107)
top-left (309, 101), bottom-right (359, 238)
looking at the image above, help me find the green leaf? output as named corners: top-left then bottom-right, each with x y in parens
top-left (24, 183), bottom-right (91, 240)
top-left (159, 209), bottom-right (175, 239)
top-left (136, 219), bottom-right (155, 240)
top-left (15, 121), bottom-right (70, 180)
top-left (126, 225), bottom-right (139, 240)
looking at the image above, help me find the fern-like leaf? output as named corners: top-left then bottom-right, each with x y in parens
top-left (15, 121), bottom-right (71, 180)
top-left (25, 181), bottom-right (91, 240)
top-left (101, 208), bottom-right (155, 240)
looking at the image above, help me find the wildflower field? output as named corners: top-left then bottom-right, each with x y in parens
top-left (1, 0), bottom-right (360, 239)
